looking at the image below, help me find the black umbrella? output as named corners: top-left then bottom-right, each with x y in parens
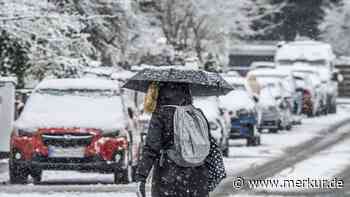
top-left (122, 68), bottom-right (233, 96)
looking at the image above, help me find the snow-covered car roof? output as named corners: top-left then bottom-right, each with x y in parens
top-left (275, 41), bottom-right (335, 61)
top-left (193, 97), bottom-right (220, 121)
top-left (219, 89), bottom-right (255, 111)
top-left (36, 78), bottom-right (120, 91)
top-left (15, 81), bottom-right (128, 132)
top-left (247, 68), bottom-right (290, 78)
top-left (250, 61), bottom-right (275, 70)
top-left (111, 70), bottom-right (135, 82)
top-left (221, 71), bottom-right (240, 78)
top-left (292, 64), bottom-right (320, 76)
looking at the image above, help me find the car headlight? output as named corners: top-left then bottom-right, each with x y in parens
top-left (14, 129), bottom-right (33, 137)
top-left (209, 121), bottom-right (219, 131)
top-left (102, 130), bottom-right (120, 138)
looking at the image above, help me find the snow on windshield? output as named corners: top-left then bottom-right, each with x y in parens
top-left (15, 89), bottom-right (128, 132)
top-left (219, 90), bottom-right (255, 111)
top-left (259, 85), bottom-right (279, 107)
top-left (255, 76), bottom-right (281, 87)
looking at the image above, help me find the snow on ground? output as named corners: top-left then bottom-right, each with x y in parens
top-left (263, 137), bottom-right (350, 192)
top-left (224, 106), bottom-right (350, 176)
top-left (337, 97), bottom-right (350, 104)
top-left (0, 193), bottom-right (137, 197)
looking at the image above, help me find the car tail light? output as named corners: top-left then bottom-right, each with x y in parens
top-left (303, 90), bottom-right (311, 98)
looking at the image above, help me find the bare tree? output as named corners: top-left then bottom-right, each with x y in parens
top-left (154, 0), bottom-right (193, 51)
top-left (189, 14), bottom-right (212, 62)
top-left (151, 0), bottom-right (213, 62)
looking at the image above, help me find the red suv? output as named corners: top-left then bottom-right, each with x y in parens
top-left (10, 78), bottom-right (141, 184)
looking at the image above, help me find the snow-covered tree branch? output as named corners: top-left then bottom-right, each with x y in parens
top-left (320, 1), bottom-right (350, 56)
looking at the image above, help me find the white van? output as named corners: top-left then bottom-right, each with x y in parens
top-left (0, 77), bottom-right (17, 157)
top-left (275, 41), bottom-right (339, 113)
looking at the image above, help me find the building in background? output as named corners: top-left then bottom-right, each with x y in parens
top-left (228, 41), bottom-right (278, 76)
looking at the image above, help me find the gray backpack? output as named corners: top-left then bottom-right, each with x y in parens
top-left (164, 105), bottom-right (210, 167)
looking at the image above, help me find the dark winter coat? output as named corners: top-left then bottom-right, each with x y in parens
top-left (136, 83), bottom-right (209, 197)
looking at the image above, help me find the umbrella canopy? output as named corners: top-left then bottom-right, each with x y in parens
top-left (122, 68), bottom-right (233, 96)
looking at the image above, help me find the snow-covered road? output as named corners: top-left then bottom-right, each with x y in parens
top-left (1, 104), bottom-right (350, 197)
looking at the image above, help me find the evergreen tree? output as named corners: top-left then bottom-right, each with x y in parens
top-left (0, 30), bottom-right (30, 88)
top-left (252, 0), bottom-right (341, 41)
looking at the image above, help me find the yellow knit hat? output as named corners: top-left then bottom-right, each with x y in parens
top-left (144, 82), bottom-right (159, 113)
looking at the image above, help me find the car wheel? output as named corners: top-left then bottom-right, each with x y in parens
top-left (278, 120), bottom-right (283, 130)
top-left (269, 129), bottom-right (278, 134)
top-left (307, 111), bottom-right (314, 118)
top-left (31, 168), bottom-right (42, 184)
top-left (222, 147), bottom-right (229, 157)
top-left (246, 138), bottom-right (253, 146)
top-left (254, 136), bottom-right (261, 146)
top-left (9, 159), bottom-right (29, 184)
top-left (114, 168), bottom-right (130, 184)
top-left (286, 124), bottom-right (292, 131)
top-left (329, 104), bottom-right (337, 114)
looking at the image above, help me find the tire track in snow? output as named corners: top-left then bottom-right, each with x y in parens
top-left (212, 118), bottom-right (350, 197)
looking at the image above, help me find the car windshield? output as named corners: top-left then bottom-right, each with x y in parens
top-left (16, 88), bottom-right (127, 132)
top-left (255, 76), bottom-right (282, 87)
top-left (278, 59), bottom-right (327, 67)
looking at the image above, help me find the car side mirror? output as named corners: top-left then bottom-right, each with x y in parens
top-left (332, 72), bottom-right (343, 82)
top-left (331, 72), bottom-right (337, 81)
top-left (127, 107), bottom-right (134, 119)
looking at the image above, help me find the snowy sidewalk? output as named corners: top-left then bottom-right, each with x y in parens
top-left (224, 106), bottom-right (350, 177)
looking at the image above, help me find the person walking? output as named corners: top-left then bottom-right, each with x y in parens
top-left (122, 67), bottom-right (231, 197)
top-left (135, 82), bottom-right (210, 197)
